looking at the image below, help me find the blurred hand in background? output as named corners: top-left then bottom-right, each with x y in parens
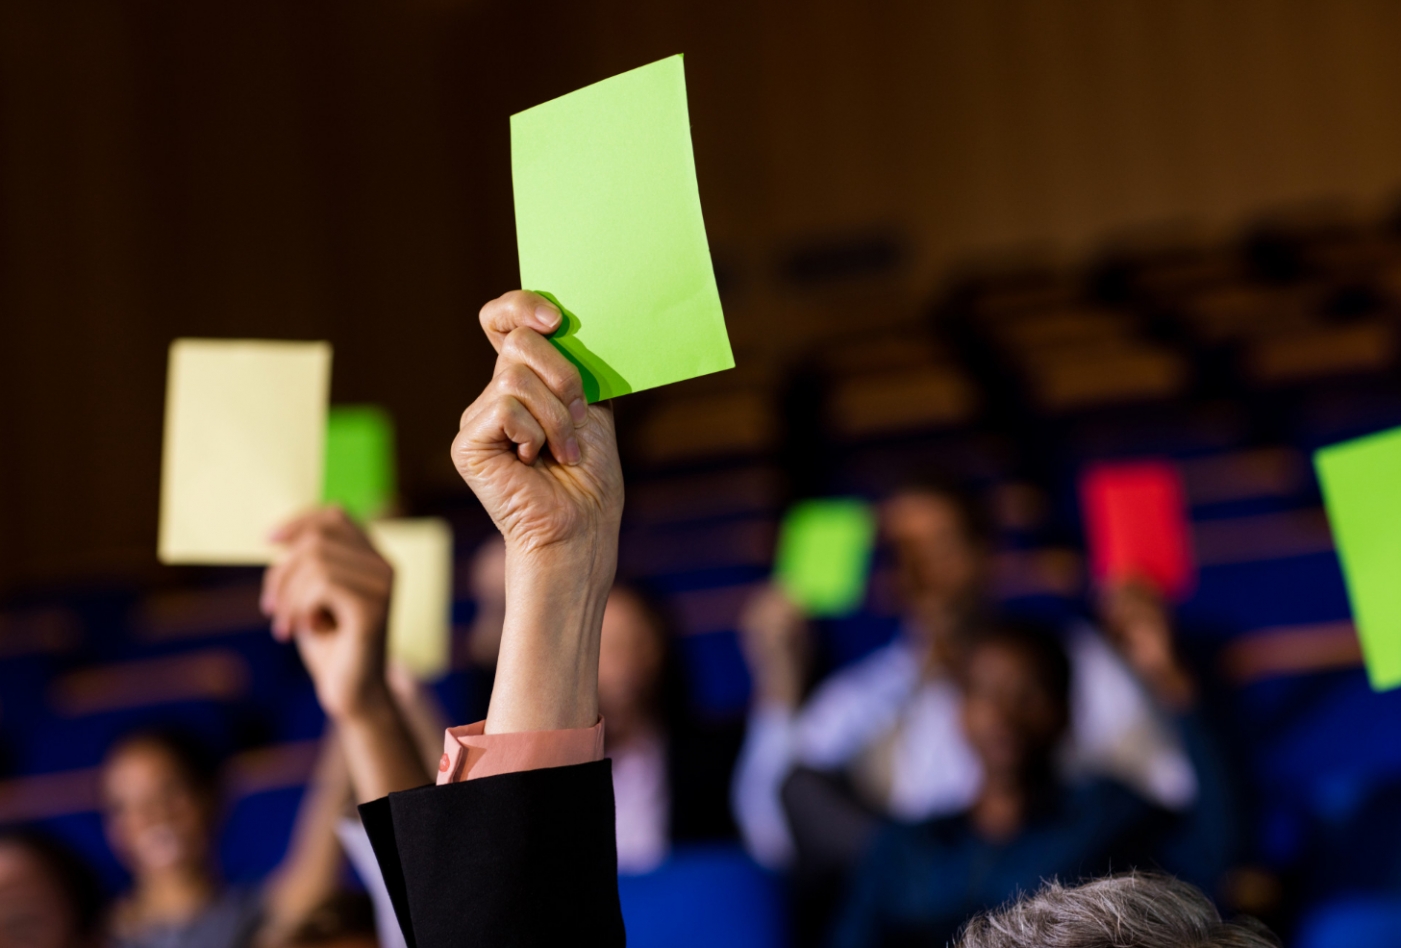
top-left (738, 583), bottom-right (810, 710)
top-left (1098, 579), bottom-right (1195, 712)
top-left (262, 508), bottom-right (394, 723)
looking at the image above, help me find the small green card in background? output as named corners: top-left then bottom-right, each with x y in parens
top-left (1315, 426), bottom-right (1401, 691)
top-left (775, 499), bottom-right (877, 617)
top-left (323, 405), bottom-right (396, 522)
top-left (511, 54), bottom-right (733, 402)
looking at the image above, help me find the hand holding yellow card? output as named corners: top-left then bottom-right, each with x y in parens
top-left (158, 339), bottom-right (332, 565)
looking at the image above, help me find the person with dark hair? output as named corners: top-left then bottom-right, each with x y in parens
top-left (828, 615), bottom-right (1234, 947)
top-left (733, 479), bottom-right (1198, 884)
top-left (0, 827), bottom-right (106, 948)
top-left (101, 724), bottom-right (359, 948)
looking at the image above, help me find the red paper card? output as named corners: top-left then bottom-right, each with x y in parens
top-left (1079, 460), bottom-right (1195, 599)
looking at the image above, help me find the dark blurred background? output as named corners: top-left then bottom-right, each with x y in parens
top-left (7, 0), bottom-right (1401, 591)
top-left (10, 1), bottom-right (1401, 944)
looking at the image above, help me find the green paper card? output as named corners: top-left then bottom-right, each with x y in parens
top-left (775, 499), bottom-right (877, 617)
top-left (323, 405), bottom-right (396, 522)
top-left (1315, 426), bottom-right (1401, 691)
top-left (511, 54), bottom-right (733, 402)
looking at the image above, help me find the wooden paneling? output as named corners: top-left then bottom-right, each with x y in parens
top-left (7, 0), bottom-right (1401, 590)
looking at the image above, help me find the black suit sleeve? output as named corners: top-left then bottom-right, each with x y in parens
top-left (358, 759), bottom-right (626, 948)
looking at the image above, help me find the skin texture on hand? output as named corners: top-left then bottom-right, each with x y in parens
top-left (453, 291), bottom-right (624, 734)
top-left (261, 508), bottom-right (430, 801)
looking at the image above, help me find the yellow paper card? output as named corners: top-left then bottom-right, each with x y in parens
top-left (370, 518), bottom-right (454, 680)
top-left (158, 339), bottom-right (332, 565)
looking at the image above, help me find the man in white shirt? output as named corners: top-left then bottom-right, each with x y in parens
top-left (731, 477), bottom-right (1197, 871)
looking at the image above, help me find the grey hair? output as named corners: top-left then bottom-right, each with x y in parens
top-left (956, 873), bottom-right (1278, 948)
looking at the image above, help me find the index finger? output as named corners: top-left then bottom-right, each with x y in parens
top-left (479, 290), bottom-right (563, 353)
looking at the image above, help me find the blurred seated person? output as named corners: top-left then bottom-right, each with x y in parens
top-left (0, 827), bottom-right (106, 948)
top-left (449, 552), bottom-right (741, 874)
top-left (733, 478), bottom-right (1198, 872)
top-left (100, 722), bottom-right (356, 948)
top-left (829, 616), bottom-right (1232, 948)
top-left (598, 585), bottom-right (739, 874)
top-left (251, 289), bottom-right (1266, 948)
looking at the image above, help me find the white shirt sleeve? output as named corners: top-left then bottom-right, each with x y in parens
top-left (731, 702), bottom-right (799, 869)
top-left (336, 816), bottom-right (409, 948)
top-left (1063, 624), bottom-right (1198, 810)
top-left (731, 640), bottom-right (922, 868)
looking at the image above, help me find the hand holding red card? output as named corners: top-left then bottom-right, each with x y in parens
top-left (1079, 460), bottom-right (1195, 600)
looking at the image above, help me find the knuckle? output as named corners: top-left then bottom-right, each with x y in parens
top-left (501, 326), bottom-right (532, 361)
top-left (497, 361), bottom-right (531, 392)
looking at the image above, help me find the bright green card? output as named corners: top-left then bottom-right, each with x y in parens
top-left (775, 499), bottom-right (877, 617)
top-left (1316, 426), bottom-right (1401, 691)
top-left (511, 54), bottom-right (733, 402)
top-left (323, 405), bottom-right (396, 522)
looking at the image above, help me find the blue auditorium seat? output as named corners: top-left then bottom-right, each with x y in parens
top-left (220, 784), bottom-right (305, 884)
top-left (1295, 896), bottom-right (1401, 948)
top-left (616, 844), bottom-right (785, 948)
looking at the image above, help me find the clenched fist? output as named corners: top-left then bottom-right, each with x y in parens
top-left (452, 290), bottom-right (624, 568)
top-left (453, 290), bottom-right (626, 733)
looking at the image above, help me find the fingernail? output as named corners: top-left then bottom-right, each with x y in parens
top-left (564, 437), bottom-right (581, 465)
top-left (569, 399), bottom-right (588, 425)
top-left (533, 304), bottom-right (560, 332)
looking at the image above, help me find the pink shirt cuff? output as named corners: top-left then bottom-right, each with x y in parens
top-left (435, 718), bottom-right (605, 784)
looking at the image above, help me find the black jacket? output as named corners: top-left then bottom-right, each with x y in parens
top-left (360, 760), bottom-right (627, 947)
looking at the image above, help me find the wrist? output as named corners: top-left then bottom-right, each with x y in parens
top-left (486, 537), bottom-right (616, 734)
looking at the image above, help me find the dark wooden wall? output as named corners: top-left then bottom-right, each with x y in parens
top-left (5, 0), bottom-right (1401, 593)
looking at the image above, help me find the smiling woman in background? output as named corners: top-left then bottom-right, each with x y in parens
top-left (100, 728), bottom-right (354, 948)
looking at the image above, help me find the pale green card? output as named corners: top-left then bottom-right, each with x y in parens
top-left (324, 405), bottom-right (396, 522)
top-left (1316, 426), bottom-right (1401, 691)
top-left (511, 54), bottom-right (733, 402)
top-left (775, 499), bottom-right (877, 617)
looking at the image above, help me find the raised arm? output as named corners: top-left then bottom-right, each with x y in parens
top-left (261, 507), bottom-right (431, 802)
top-left (454, 291), bottom-right (623, 734)
top-left (354, 291), bottom-right (626, 948)
top-left (1098, 580), bottom-right (1237, 891)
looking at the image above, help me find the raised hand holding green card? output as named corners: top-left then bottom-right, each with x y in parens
top-left (775, 499), bottom-right (878, 618)
top-left (1315, 426), bottom-right (1401, 691)
top-left (511, 54), bottom-right (733, 401)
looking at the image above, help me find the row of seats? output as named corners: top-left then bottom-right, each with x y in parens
top-left (6, 210), bottom-right (1401, 941)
